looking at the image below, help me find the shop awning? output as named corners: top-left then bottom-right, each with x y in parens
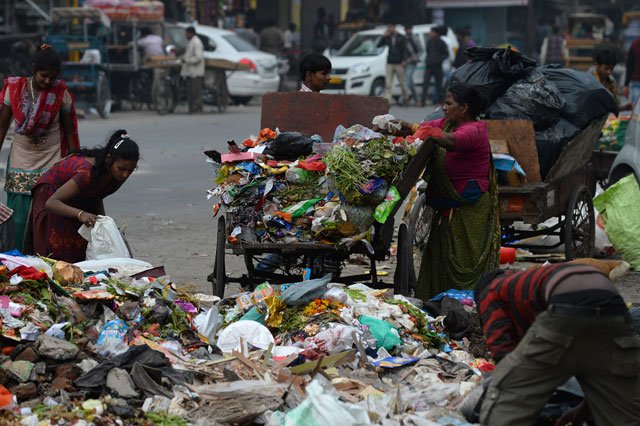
top-left (427, 0), bottom-right (528, 8)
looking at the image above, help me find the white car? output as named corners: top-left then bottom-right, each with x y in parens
top-left (325, 24), bottom-right (458, 98)
top-left (167, 24), bottom-right (280, 104)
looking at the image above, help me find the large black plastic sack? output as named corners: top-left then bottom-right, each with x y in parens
top-left (263, 132), bottom-right (314, 161)
top-left (541, 67), bottom-right (617, 129)
top-left (535, 118), bottom-right (583, 179)
top-left (450, 47), bottom-right (537, 104)
top-left (487, 69), bottom-right (565, 130)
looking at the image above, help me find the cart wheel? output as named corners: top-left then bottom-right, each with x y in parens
top-left (210, 216), bottom-right (227, 298)
top-left (564, 185), bottom-right (595, 260)
top-left (394, 223), bottom-right (411, 296)
top-left (216, 70), bottom-right (229, 113)
top-left (96, 71), bottom-right (111, 119)
top-left (128, 73), bottom-right (145, 111)
top-left (408, 193), bottom-right (433, 285)
top-left (153, 71), bottom-right (172, 116)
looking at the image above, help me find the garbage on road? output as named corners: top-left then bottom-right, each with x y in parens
top-left (0, 254), bottom-right (492, 425)
top-left (205, 123), bottom-right (423, 246)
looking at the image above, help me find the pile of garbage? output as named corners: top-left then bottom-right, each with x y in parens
top-left (0, 253), bottom-right (493, 425)
top-left (206, 123), bottom-right (422, 245)
top-left (451, 47), bottom-right (618, 179)
top-left (598, 114), bottom-right (630, 151)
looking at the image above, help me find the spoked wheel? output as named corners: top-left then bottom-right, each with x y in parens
top-left (128, 73), bottom-right (148, 111)
top-left (408, 193), bottom-right (433, 287)
top-left (153, 70), bottom-right (173, 116)
top-left (394, 223), bottom-right (411, 296)
top-left (564, 185), bottom-right (595, 260)
top-left (96, 71), bottom-right (111, 119)
top-left (210, 216), bottom-right (227, 298)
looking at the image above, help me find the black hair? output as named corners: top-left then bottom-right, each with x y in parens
top-left (595, 49), bottom-right (617, 66)
top-left (552, 25), bottom-right (560, 35)
top-left (186, 26), bottom-right (196, 34)
top-left (474, 269), bottom-right (506, 305)
top-left (78, 130), bottom-right (140, 182)
top-left (448, 83), bottom-right (488, 118)
top-left (299, 53), bottom-right (332, 82)
top-left (140, 27), bottom-right (152, 37)
top-left (430, 26), bottom-right (442, 36)
top-left (32, 44), bottom-right (62, 73)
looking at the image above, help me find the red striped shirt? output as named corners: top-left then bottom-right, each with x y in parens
top-left (477, 264), bottom-right (605, 361)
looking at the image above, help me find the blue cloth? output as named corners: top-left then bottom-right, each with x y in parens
top-left (431, 289), bottom-right (475, 306)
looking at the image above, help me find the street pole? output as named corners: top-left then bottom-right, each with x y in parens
top-left (526, 0), bottom-right (535, 57)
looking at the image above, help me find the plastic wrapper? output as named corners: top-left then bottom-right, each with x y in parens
top-left (264, 296), bottom-right (286, 328)
top-left (541, 67), bottom-right (617, 129)
top-left (487, 69), bottom-right (564, 130)
top-left (96, 319), bottom-right (129, 357)
top-left (373, 186), bottom-right (401, 224)
top-left (285, 167), bottom-right (314, 184)
top-left (594, 175), bottom-right (640, 269)
top-left (358, 315), bottom-right (402, 351)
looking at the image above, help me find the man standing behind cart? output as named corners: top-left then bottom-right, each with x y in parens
top-left (181, 26), bottom-right (204, 113)
top-left (137, 27), bottom-right (164, 60)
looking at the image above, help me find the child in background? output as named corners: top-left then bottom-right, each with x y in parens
top-left (593, 49), bottom-right (634, 112)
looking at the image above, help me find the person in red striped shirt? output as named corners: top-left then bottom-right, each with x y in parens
top-left (474, 263), bottom-right (640, 426)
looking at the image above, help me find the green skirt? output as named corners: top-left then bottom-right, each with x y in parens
top-left (6, 192), bottom-right (31, 252)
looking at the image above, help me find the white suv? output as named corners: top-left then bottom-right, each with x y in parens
top-left (324, 24), bottom-right (458, 97)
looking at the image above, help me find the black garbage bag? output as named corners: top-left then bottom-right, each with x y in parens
top-left (441, 297), bottom-right (471, 340)
top-left (450, 47), bottom-right (537, 104)
top-left (535, 118), bottom-right (583, 179)
top-left (263, 132), bottom-right (314, 161)
top-left (487, 69), bottom-right (565, 130)
top-left (541, 67), bottom-right (617, 129)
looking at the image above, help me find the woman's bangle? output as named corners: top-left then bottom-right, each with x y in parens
top-left (77, 210), bottom-right (84, 221)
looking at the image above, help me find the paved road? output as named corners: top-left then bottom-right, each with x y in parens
top-left (0, 101), bottom-right (430, 295)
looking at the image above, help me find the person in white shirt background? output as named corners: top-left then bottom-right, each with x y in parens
top-left (180, 26), bottom-right (205, 113)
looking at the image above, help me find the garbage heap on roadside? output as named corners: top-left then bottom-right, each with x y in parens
top-left (451, 46), bottom-right (618, 179)
top-left (0, 254), bottom-right (493, 425)
top-left (205, 123), bottom-right (422, 246)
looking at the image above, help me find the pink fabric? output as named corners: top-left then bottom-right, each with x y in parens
top-left (427, 118), bottom-right (490, 195)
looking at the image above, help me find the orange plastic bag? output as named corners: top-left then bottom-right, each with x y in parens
top-left (0, 385), bottom-right (14, 408)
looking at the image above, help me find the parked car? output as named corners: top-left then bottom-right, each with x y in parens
top-left (166, 24), bottom-right (280, 105)
top-left (609, 100), bottom-right (640, 184)
top-left (324, 24), bottom-right (458, 97)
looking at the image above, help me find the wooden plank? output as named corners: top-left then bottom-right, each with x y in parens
top-left (260, 93), bottom-right (389, 144)
top-left (483, 119), bottom-right (542, 183)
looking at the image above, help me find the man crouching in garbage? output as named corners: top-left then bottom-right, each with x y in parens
top-left (473, 263), bottom-right (640, 426)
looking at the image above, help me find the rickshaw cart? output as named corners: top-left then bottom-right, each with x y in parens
top-left (208, 92), bottom-right (426, 297)
top-left (203, 58), bottom-right (251, 113)
top-left (105, 18), bottom-right (170, 113)
top-left (47, 8), bottom-right (111, 119)
top-left (494, 117), bottom-right (607, 259)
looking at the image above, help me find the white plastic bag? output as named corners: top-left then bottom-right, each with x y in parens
top-left (78, 216), bottom-right (130, 260)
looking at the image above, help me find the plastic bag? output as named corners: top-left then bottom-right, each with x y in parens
top-left (534, 118), bottom-right (582, 180)
top-left (541, 67), bottom-right (617, 129)
top-left (281, 274), bottom-right (332, 306)
top-left (487, 69), bottom-right (564, 130)
top-left (450, 47), bottom-right (536, 104)
top-left (358, 315), bottom-right (402, 351)
top-left (263, 132), bottom-right (314, 161)
top-left (593, 175), bottom-right (640, 269)
top-left (79, 216), bottom-right (130, 260)
top-left (279, 376), bottom-right (372, 426)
